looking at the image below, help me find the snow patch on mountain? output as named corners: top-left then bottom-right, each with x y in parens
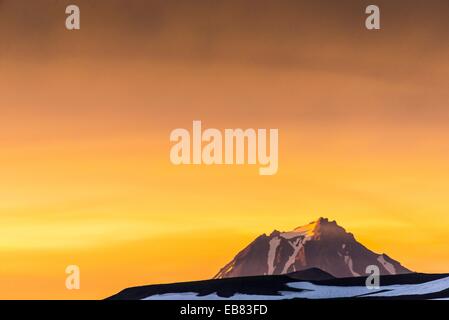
top-left (267, 237), bottom-right (281, 275)
top-left (344, 255), bottom-right (360, 277)
top-left (142, 276), bottom-right (449, 300)
top-left (282, 238), bottom-right (306, 274)
top-left (378, 255), bottom-right (396, 274)
top-left (280, 221), bottom-right (317, 240)
top-left (366, 275), bottom-right (449, 297)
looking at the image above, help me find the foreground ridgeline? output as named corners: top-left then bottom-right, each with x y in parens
top-left (108, 270), bottom-right (449, 300)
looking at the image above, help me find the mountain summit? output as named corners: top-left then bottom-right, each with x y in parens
top-left (214, 218), bottom-right (411, 278)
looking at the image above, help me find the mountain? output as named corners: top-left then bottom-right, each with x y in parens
top-left (214, 217), bottom-right (411, 279)
top-left (108, 270), bottom-right (449, 300)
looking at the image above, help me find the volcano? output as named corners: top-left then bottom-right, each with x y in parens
top-left (214, 217), bottom-right (411, 279)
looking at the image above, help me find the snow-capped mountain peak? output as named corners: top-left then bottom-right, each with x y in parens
top-left (286, 217), bottom-right (347, 240)
top-left (214, 218), bottom-right (411, 279)
top-left (279, 219), bottom-right (318, 240)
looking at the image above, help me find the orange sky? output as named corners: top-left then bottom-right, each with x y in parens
top-left (0, 0), bottom-right (449, 299)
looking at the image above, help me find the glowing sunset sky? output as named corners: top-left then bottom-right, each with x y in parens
top-left (0, 0), bottom-right (448, 299)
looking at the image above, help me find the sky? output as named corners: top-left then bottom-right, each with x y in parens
top-left (0, 0), bottom-right (449, 299)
